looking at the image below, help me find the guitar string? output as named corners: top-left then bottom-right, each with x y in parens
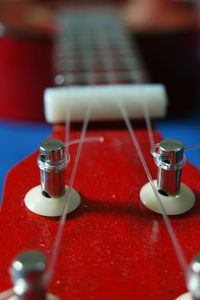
top-left (141, 93), bottom-right (155, 148)
top-left (65, 136), bottom-right (104, 148)
top-left (0, 10), bottom-right (190, 299)
top-left (1, 10), bottom-right (190, 297)
top-left (117, 99), bottom-right (188, 276)
top-left (98, 19), bottom-right (188, 277)
top-left (2, 10), bottom-right (189, 297)
top-left (63, 91), bottom-right (104, 160)
top-left (44, 106), bottom-right (91, 286)
top-left (96, 21), bottom-right (155, 151)
top-left (118, 83), bottom-right (188, 278)
top-left (109, 38), bottom-right (189, 278)
top-left (185, 144), bottom-right (200, 151)
top-left (65, 106), bottom-right (71, 155)
top-left (16, 7), bottom-right (200, 297)
top-left (48, 12), bottom-right (199, 295)
top-left (44, 11), bottom-right (98, 285)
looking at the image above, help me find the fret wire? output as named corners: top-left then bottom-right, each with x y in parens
top-left (54, 10), bottom-right (148, 86)
top-left (60, 71), bottom-right (141, 85)
top-left (94, 25), bottom-right (131, 84)
top-left (56, 59), bottom-right (144, 76)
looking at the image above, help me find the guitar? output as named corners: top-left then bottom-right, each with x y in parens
top-left (0, 7), bottom-right (200, 300)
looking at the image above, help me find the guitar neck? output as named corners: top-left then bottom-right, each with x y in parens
top-left (44, 8), bottom-right (167, 123)
top-left (54, 8), bottom-right (148, 86)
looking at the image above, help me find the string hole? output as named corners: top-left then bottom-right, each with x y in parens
top-left (158, 189), bottom-right (169, 197)
top-left (41, 155), bottom-right (46, 162)
top-left (42, 191), bottom-right (51, 198)
top-left (160, 156), bottom-right (170, 165)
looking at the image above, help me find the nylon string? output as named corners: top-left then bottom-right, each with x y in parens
top-left (99, 25), bottom-right (188, 278)
top-left (44, 106), bottom-right (91, 286)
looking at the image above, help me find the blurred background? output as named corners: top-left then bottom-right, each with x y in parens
top-left (0, 0), bottom-right (199, 201)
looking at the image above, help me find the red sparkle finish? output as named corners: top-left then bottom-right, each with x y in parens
top-left (1, 124), bottom-right (200, 300)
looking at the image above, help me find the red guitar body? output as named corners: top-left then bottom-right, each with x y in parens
top-left (1, 123), bottom-right (200, 299)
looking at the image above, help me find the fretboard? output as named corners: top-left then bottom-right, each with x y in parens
top-left (53, 8), bottom-right (148, 86)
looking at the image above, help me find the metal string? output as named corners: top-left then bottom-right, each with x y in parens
top-left (44, 10), bottom-right (102, 285)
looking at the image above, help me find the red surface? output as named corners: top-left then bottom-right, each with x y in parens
top-left (0, 37), bottom-right (53, 121)
top-left (1, 124), bottom-right (200, 299)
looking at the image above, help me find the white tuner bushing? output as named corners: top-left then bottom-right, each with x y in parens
top-left (24, 185), bottom-right (81, 217)
top-left (175, 292), bottom-right (192, 300)
top-left (140, 180), bottom-right (195, 215)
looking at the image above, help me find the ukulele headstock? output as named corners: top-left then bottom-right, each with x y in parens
top-left (0, 8), bottom-right (200, 300)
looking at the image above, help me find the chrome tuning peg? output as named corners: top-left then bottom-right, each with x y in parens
top-left (10, 250), bottom-right (46, 300)
top-left (24, 138), bottom-right (80, 217)
top-left (140, 139), bottom-right (195, 215)
top-left (151, 139), bottom-right (186, 196)
top-left (10, 250), bottom-right (59, 300)
top-left (37, 138), bottom-right (68, 198)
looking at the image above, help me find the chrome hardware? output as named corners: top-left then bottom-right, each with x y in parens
top-left (37, 138), bottom-right (69, 198)
top-left (151, 139), bottom-right (186, 196)
top-left (10, 250), bottom-right (47, 300)
top-left (187, 253), bottom-right (200, 299)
